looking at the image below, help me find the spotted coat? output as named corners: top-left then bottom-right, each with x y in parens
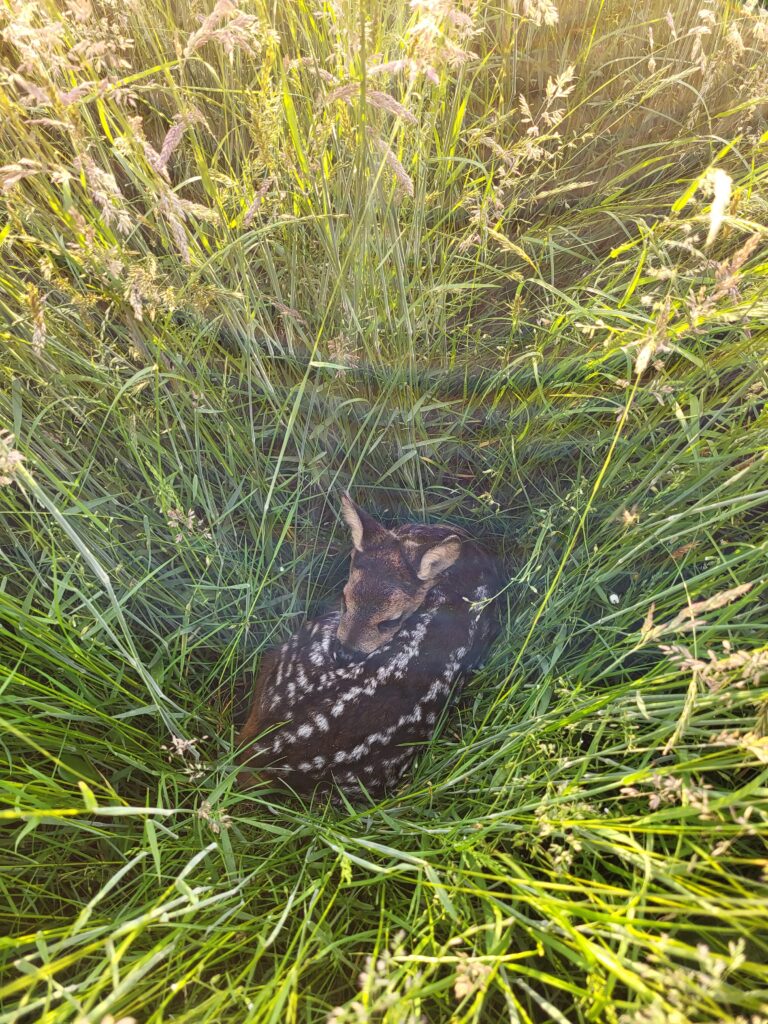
top-left (235, 536), bottom-right (503, 798)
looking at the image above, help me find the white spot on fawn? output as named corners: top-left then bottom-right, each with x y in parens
top-left (427, 680), bottom-right (449, 701)
top-left (241, 550), bottom-right (500, 795)
top-left (309, 645), bottom-right (325, 667)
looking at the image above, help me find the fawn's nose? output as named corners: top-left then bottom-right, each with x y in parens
top-left (337, 616), bottom-right (380, 655)
top-left (344, 637), bottom-right (380, 655)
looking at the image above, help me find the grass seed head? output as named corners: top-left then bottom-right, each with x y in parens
top-left (0, 431), bottom-right (25, 486)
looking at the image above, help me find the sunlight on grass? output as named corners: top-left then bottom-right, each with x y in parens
top-left (1, 0), bottom-right (767, 1021)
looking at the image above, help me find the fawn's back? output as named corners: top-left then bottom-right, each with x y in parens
top-left (236, 498), bottom-right (503, 797)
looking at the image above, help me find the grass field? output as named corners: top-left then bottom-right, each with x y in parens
top-left (1, 0), bottom-right (768, 1021)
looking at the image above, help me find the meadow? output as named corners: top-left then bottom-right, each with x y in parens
top-left (1, 0), bottom-right (768, 1021)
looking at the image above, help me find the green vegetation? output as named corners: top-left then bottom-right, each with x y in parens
top-left (1, 0), bottom-right (767, 1020)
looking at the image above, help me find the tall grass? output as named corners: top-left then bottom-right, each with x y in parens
top-left (1, 0), bottom-right (768, 1021)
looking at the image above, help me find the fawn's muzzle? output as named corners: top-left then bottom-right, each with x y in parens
top-left (336, 616), bottom-right (381, 655)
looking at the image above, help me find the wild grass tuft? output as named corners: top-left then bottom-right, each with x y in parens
top-left (1, 0), bottom-right (768, 1021)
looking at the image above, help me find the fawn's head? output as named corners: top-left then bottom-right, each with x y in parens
top-left (337, 494), bottom-right (463, 655)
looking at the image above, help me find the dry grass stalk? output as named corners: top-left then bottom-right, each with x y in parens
top-left (408, 0), bottom-right (479, 69)
top-left (370, 135), bottom-right (415, 197)
top-left (453, 954), bottom-right (492, 1000)
top-left (183, 0), bottom-right (277, 59)
top-left (0, 431), bottom-right (25, 486)
top-left (521, 0), bottom-right (559, 27)
top-left (158, 111), bottom-right (207, 172)
top-left (634, 296), bottom-right (671, 378)
top-left (27, 284), bottom-right (46, 354)
top-left (660, 642), bottom-right (768, 693)
top-left (1, 0), bottom-right (67, 73)
top-left (366, 89), bottom-right (418, 124)
top-left (686, 232), bottom-right (765, 329)
top-left (285, 56), bottom-right (338, 84)
top-left (272, 300), bottom-right (305, 323)
top-left (325, 84), bottom-right (417, 124)
top-left (641, 582), bottom-right (753, 642)
top-left (370, 56), bottom-right (440, 85)
top-left (0, 158), bottom-right (43, 190)
top-left (75, 153), bottom-right (133, 235)
top-left (243, 176), bottom-right (275, 227)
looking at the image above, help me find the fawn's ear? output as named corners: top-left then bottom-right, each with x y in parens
top-left (417, 535), bottom-right (462, 581)
top-left (341, 492), bottom-right (386, 552)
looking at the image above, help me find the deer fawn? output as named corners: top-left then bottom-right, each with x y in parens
top-left (235, 495), bottom-right (503, 798)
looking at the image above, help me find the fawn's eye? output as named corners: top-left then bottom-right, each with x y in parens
top-left (378, 615), bottom-right (403, 633)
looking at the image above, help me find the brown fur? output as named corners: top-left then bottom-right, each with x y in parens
top-left (337, 495), bottom-right (462, 654)
top-left (234, 498), bottom-right (504, 798)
